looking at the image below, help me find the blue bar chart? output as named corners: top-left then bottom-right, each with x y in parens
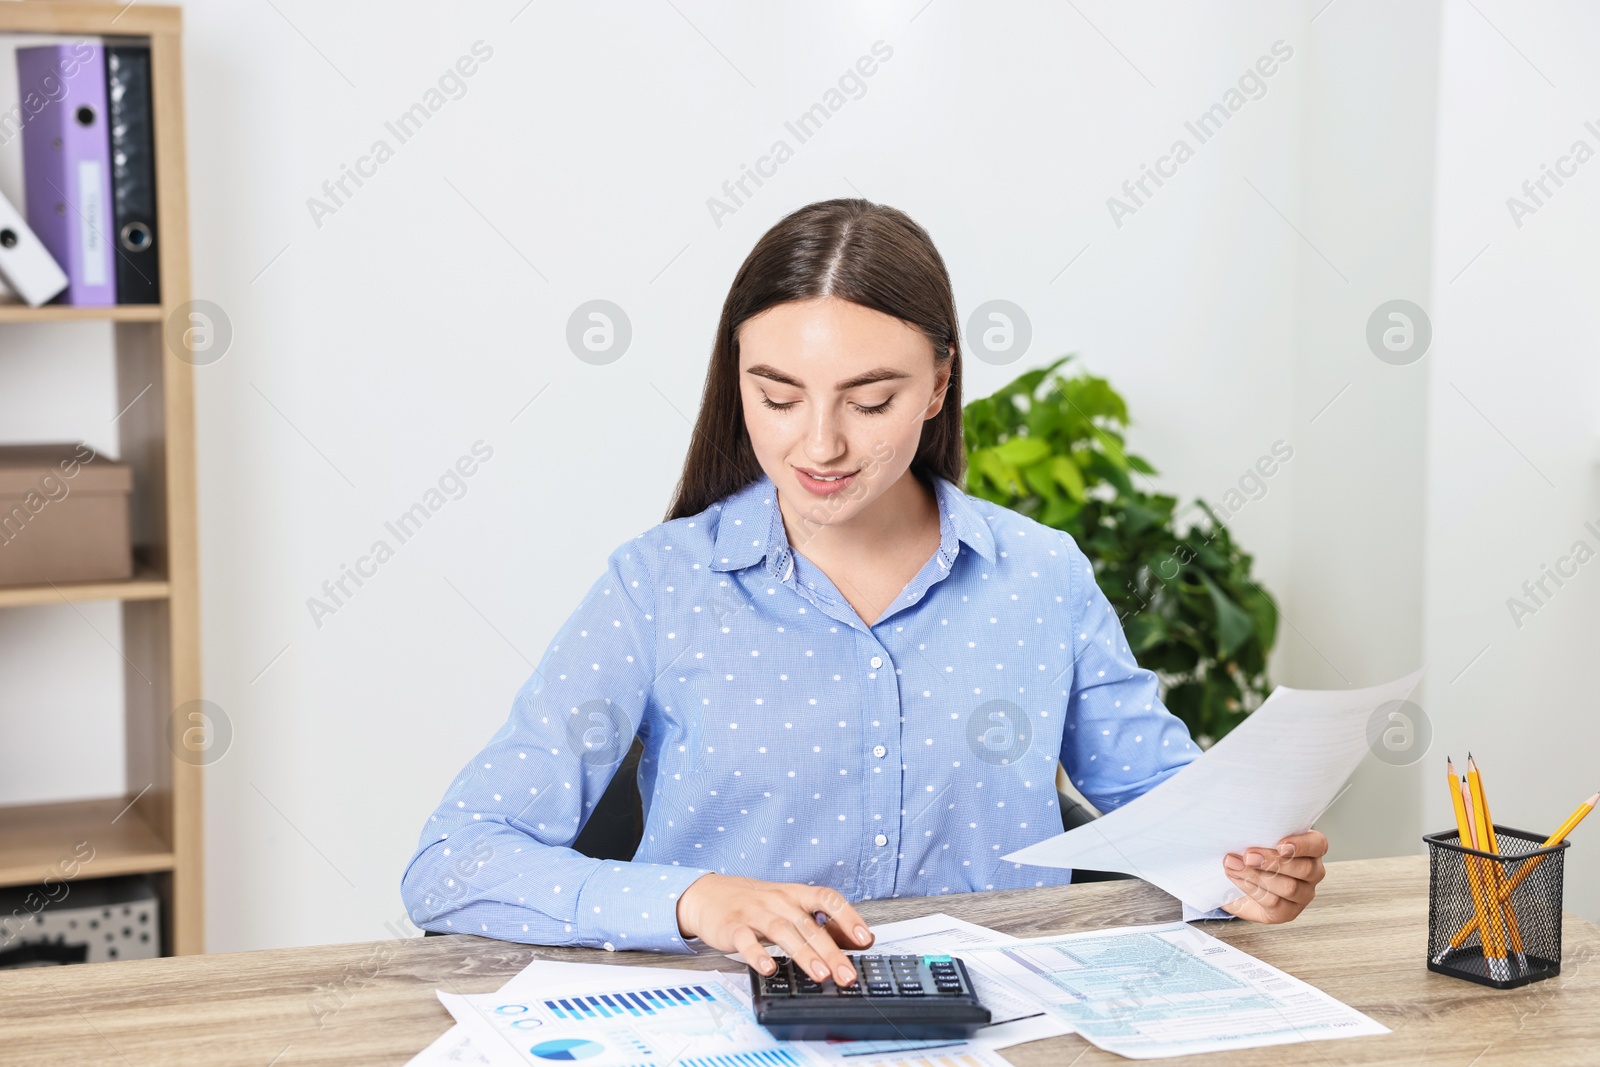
top-left (542, 984), bottom-right (722, 1020)
top-left (680, 1048), bottom-right (808, 1067)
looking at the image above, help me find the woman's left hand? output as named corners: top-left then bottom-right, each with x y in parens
top-left (1219, 830), bottom-right (1328, 924)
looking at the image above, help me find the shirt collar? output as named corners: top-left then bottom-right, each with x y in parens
top-left (709, 468), bottom-right (995, 579)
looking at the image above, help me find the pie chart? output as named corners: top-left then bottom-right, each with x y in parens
top-left (529, 1038), bottom-right (605, 1060)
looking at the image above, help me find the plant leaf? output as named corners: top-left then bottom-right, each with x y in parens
top-left (1049, 455), bottom-right (1085, 501)
top-left (994, 435), bottom-right (1052, 467)
top-left (1199, 571), bottom-right (1254, 660)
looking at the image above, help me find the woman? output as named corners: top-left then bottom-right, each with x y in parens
top-left (400, 198), bottom-right (1327, 990)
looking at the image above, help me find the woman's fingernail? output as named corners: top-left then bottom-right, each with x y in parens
top-left (1279, 842), bottom-right (1296, 858)
top-left (840, 967), bottom-right (856, 984)
top-left (762, 960), bottom-right (774, 974)
top-left (811, 961), bottom-right (829, 980)
top-left (855, 926), bottom-right (870, 943)
top-left (1244, 852), bottom-right (1263, 867)
top-left (1224, 854), bottom-right (1244, 871)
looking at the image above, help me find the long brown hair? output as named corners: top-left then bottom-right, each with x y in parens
top-left (664, 198), bottom-right (965, 522)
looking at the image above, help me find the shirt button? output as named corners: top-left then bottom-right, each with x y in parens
top-left (873, 745), bottom-right (887, 758)
top-left (870, 656), bottom-right (883, 669)
top-left (874, 834), bottom-right (888, 846)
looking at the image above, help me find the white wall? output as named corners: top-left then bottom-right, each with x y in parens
top-left (2, 1), bottom-right (1592, 954)
top-left (1280, 0), bottom-right (1442, 872)
top-left (181, 0), bottom-right (1321, 952)
top-left (1422, 1), bottom-right (1600, 920)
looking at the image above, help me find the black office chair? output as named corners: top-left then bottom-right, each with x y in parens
top-left (1055, 788), bottom-right (1130, 883)
top-left (569, 737), bottom-right (650, 860)
top-left (422, 745), bottom-right (1123, 934)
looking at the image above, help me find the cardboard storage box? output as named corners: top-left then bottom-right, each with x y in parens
top-left (0, 443), bottom-right (134, 587)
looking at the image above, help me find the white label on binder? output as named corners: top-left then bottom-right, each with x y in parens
top-left (77, 159), bottom-right (108, 285)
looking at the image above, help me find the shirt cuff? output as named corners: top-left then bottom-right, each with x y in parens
top-left (1181, 901), bottom-right (1237, 922)
top-left (574, 860), bottom-right (715, 954)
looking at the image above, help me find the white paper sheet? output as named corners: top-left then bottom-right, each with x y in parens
top-left (409, 1024), bottom-right (490, 1065)
top-left (410, 963), bottom-right (729, 1066)
top-left (961, 921), bottom-right (1389, 1059)
top-left (416, 939), bottom-right (1040, 1067)
top-left (432, 963), bottom-right (1020, 1067)
top-left (1002, 667), bottom-right (1426, 911)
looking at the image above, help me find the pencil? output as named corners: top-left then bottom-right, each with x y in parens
top-left (1438, 790), bottom-right (1597, 956)
top-left (1462, 775), bottom-right (1514, 978)
top-left (1461, 775), bottom-right (1513, 978)
top-left (1468, 754), bottom-right (1528, 972)
top-left (1442, 756), bottom-right (1509, 979)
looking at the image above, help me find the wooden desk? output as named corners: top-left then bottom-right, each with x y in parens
top-left (3, 856), bottom-right (1596, 1066)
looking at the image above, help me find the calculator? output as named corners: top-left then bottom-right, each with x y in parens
top-left (748, 952), bottom-right (992, 1040)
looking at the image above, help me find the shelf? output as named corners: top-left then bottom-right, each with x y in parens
top-left (0, 796), bottom-right (174, 889)
top-left (0, 4), bottom-right (179, 36)
top-left (0, 1), bottom-right (203, 954)
top-left (0, 566), bottom-right (170, 609)
top-left (0, 304), bottom-right (164, 324)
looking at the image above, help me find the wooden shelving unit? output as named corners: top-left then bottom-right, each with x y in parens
top-left (0, 797), bottom-right (174, 888)
top-left (0, 304), bottom-right (164, 323)
top-left (0, 3), bottom-right (203, 956)
top-left (0, 566), bottom-right (172, 610)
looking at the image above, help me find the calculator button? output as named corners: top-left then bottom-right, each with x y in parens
top-left (867, 983), bottom-right (895, 996)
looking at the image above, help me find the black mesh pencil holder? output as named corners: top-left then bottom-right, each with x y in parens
top-left (1424, 825), bottom-right (1570, 989)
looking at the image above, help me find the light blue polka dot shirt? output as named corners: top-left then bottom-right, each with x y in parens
top-left (401, 469), bottom-right (1228, 953)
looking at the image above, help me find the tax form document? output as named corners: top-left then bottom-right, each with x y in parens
top-left (960, 922), bottom-right (1389, 1059)
top-left (1002, 667), bottom-right (1426, 911)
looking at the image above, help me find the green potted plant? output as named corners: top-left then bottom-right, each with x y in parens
top-left (962, 354), bottom-right (1278, 746)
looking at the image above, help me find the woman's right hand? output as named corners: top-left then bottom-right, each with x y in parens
top-left (675, 873), bottom-right (875, 986)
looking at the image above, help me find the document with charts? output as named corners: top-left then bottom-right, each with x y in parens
top-left (433, 964), bottom-right (1020, 1067)
top-left (958, 921), bottom-right (1388, 1059)
top-left (411, 912), bottom-right (1070, 1066)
